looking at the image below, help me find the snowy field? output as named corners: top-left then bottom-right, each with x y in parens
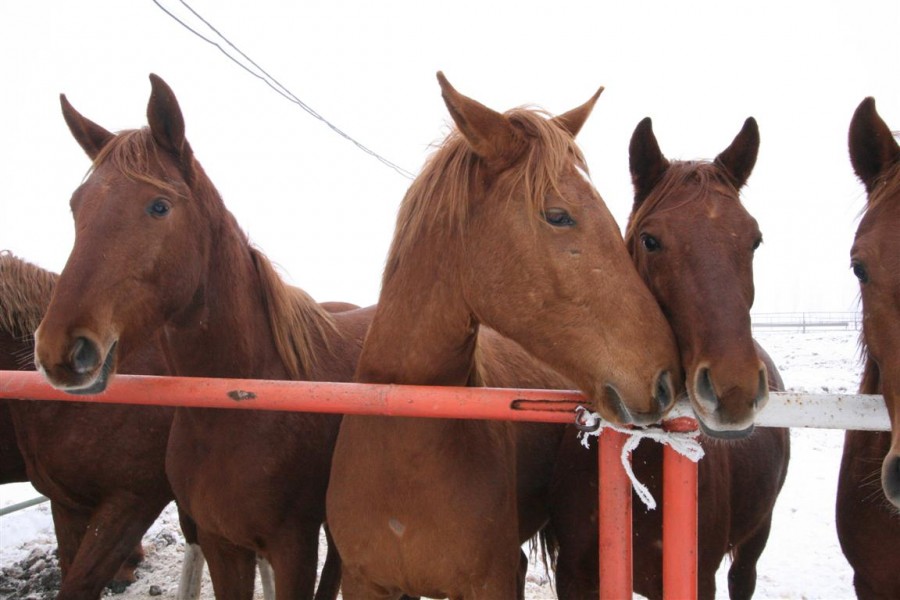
top-left (0, 328), bottom-right (870, 599)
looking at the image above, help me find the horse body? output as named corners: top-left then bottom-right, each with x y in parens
top-left (548, 117), bottom-right (790, 599)
top-left (837, 96), bottom-right (900, 598)
top-left (33, 74), bottom-right (374, 599)
top-left (327, 73), bottom-right (681, 599)
top-left (0, 251), bottom-right (174, 598)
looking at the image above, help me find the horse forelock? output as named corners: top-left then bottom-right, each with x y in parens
top-left (89, 129), bottom-right (182, 197)
top-left (89, 127), bottom-right (224, 218)
top-left (0, 251), bottom-right (58, 339)
top-left (385, 107), bottom-right (586, 283)
top-left (625, 161), bottom-right (742, 249)
top-left (249, 247), bottom-right (339, 380)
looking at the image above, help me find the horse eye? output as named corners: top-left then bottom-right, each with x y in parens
top-left (852, 261), bottom-right (869, 284)
top-left (752, 236), bottom-right (763, 251)
top-left (543, 208), bottom-right (576, 228)
top-left (640, 233), bottom-right (661, 252)
top-left (146, 198), bottom-right (171, 218)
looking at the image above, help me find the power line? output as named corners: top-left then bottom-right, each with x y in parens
top-left (151, 0), bottom-right (415, 180)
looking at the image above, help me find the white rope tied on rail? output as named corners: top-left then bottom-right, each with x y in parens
top-left (576, 407), bottom-right (705, 510)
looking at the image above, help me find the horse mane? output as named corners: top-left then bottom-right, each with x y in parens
top-left (383, 107), bottom-right (587, 284)
top-left (625, 161), bottom-right (742, 250)
top-left (248, 247), bottom-right (339, 380)
top-left (94, 127), bottom-right (339, 380)
top-left (0, 251), bottom-right (58, 339)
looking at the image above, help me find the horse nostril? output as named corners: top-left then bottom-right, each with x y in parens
top-left (70, 337), bottom-right (101, 374)
top-left (603, 384), bottom-right (633, 426)
top-left (695, 367), bottom-right (717, 412)
top-left (755, 367), bottom-right (770, 410)
top-left (654, 370), bottom-right (675, 413)
top-left (882, 454), bottom-right (900, 506)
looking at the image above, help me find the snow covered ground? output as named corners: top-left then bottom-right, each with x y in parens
top-left (0, 328), bottom-right (869, 598)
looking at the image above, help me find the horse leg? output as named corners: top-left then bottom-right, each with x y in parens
top-left (177, 541), bottom-right (205, 600)
top-left (111, 543), bottom-right (145, 587)
top-left (55, 499), bottom-right (165, 600)
top-left (198, 529), bottom-right (256, 600)
top-left (726, 517), bottom-right (774, 600)
top-left (516, 548), bottom-right (528, 600)
top-left (265, 522), bottom-right (322, 599)
top-left (315, 525), bottom-right (342, 600)
top-left (49, 501), bottom-right (89, 580)
top-left (257, 556), bottom-right (275, 600)
top-left (175, 508), bottom-right (206, 600)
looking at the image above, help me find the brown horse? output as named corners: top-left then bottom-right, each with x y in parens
top-left (0, 251), bottom-right (176, 597)
top-left (0, 407), bottom-right (27, 484)
top-left (326, 72), bottom-right (681, 599)
top-left (33, 74), bottom-right (375, 599)
top-left (547, 117), bottom-right (790, 599)
top-left (837, 96), bottom-right (900, 598)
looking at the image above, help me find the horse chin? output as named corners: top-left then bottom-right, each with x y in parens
top-left (696, 416), bottom-right (755, 441)
top-left (65, 341), bottom-right (118, 396)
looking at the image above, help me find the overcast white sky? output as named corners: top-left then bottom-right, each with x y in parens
top-left (1, 1), bottom-right (898, 314)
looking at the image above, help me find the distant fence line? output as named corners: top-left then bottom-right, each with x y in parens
top-left (751, 312), bottom-right (862, 332)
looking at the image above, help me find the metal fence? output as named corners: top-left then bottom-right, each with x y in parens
top-left (751, 312), bottom-right (862, 332)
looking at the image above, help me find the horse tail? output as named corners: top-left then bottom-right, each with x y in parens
top-left (533, 524), bottom-right (559, 581)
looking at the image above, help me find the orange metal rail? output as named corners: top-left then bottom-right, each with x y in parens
top-left (0, 370), bottom-right (699, 599)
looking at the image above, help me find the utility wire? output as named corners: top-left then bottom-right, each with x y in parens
top-left (151, 0), bottom-right (415, 180)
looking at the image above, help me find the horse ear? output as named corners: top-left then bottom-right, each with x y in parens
top-left (714, 117), bottom-right (759, 190)
top-left (147, 74), bottom-right (191, 162)
top-left (551, 86), bottom-right (604, 138)
top-left (629, 117), bottom-right (670, 208)
top-left (60, 94), bottom-right (114, 160)
top-left (436, 71), bottom-right (525, 167)
top-left (848, 97), bottom-right (900, 194)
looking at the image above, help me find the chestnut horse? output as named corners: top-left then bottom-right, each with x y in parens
top-left (547, 117), bottom-right (790, 599)
top-left (837, 96), bottom-right (900, 598)
top-left (33, 74), bottom-right (375, 599)
top-left (326, 72), bottom-right (681, 599)
top-left (0, 251), bottom-right (175, 598)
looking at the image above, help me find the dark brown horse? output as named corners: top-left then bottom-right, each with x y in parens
top-left (326, 72), bottom-right (681, 599)
top-left (0, 251), bottom-right (175, 597)
top-left (547, 117), bottom-right (791, 599)
top-left (837, 96), bottom-right (900, 599)
top-left (0, 407), bottom-right (27, 484)
top-left (33, 74), bottom-right (375, 599)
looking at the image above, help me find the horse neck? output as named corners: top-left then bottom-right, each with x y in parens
top-left (163, 220), bottom-right (288, 380)
top-left (356, 240), bottom-right (478, 387)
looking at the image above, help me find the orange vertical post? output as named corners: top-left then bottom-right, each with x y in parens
top-left (598, 428), bottom-right (633, 599)
top-left (662, 417), bottom-right (699, 600)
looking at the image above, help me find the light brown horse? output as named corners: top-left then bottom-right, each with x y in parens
top-left (546, 117), bottom-right (790, 599)
top-left (32, 74), bottom-right (376, 599)
top-left (837, 96), bottom-right (900, 599)
top-left (0, 251), bottom-right (174, 598)
top-left (326, 72), bottom-right (681, 599)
